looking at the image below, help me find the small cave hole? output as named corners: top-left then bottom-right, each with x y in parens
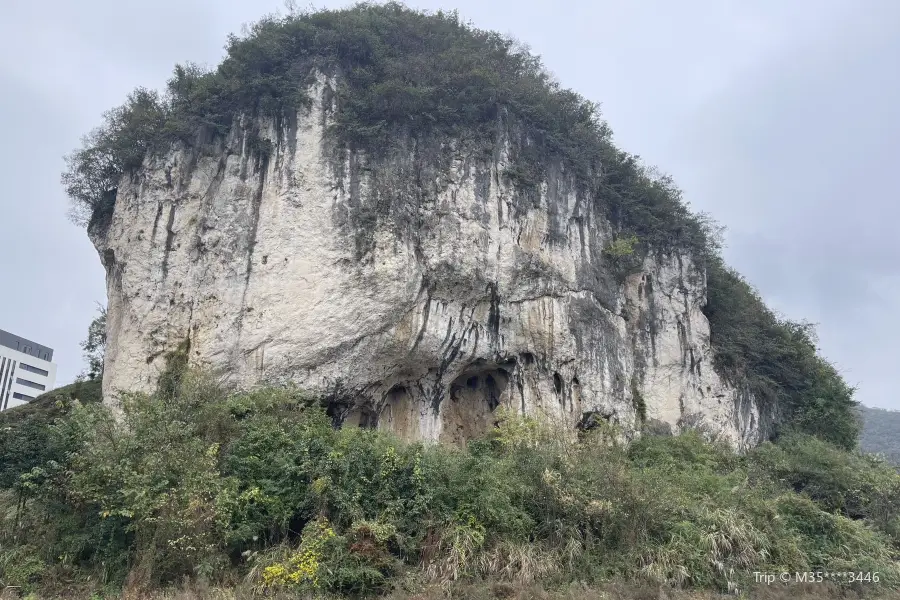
top-left (553, 372), bottom-right (563, 394)
top-left (522, 352), bottom-right (535, 365)
top-left (577, 411), bottom-right (611, 432)
top-left (442, 367), bottom-right (510, 446)
top-left (342, 406), bottom-right (378, 430)
top-left (572, 376), bottom-right (580, 387)
top-left (358, 409), bottom-right (378, 429)
top-left (485, 374), bottom-right (500, 410)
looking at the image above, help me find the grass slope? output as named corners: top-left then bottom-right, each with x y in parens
top-left (0, 379), bottom-right (102, 426)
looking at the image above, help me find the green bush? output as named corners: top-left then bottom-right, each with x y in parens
top-left (749, 433), bottom-right (900, 542)
top-left (0, 379), bottom-right (102, 489)
top-left (64, 381), bottom-right (237, 587)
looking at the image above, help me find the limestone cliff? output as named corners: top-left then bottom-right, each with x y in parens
top-left (90, 75), bottom-right (768, 448)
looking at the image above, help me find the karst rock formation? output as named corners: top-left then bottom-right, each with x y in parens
top-left (90, 74), bottom-right (769, 448)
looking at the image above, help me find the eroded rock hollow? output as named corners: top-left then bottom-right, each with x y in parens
top-left (91, 75), bottom-right (767, 448)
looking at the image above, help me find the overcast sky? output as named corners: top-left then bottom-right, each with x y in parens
top-left (1, 0), bottom-right (897, 410)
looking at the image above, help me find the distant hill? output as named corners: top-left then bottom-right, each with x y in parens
top-left (859, 404), bottom-right (900, 464)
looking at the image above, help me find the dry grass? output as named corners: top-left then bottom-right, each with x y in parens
top-left (640, 507), bottom-right (772, 589)
top-left (4, 580), bottom-right (898, 600)
top-left (383, 579), bottom-right (899, 600)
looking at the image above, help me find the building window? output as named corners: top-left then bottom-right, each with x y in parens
top-left (19, 363), bottom-right (49, 377)
top-left (15, 378), bottom-right (46, 391)
top-left (12, 392), bottom-right (34, 401)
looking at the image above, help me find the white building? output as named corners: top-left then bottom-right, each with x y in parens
top-left (0, 329), bottom-right (57, 411)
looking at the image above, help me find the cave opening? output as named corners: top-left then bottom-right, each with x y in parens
top-left (342, 406), bottom-right (378, 429)
top-left (441, 360), bottom-right (516, 446)
top-left (379, 384), bottom-right (416, 439)
top-left (577, 410), bottom-right (611, 433)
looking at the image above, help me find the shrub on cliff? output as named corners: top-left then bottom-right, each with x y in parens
top-left (63, 88), bottom-right (169, 230)
top-left (1, 378), bottom-right (897, 598)
top-left (704, 261), bottom-right (861, 449)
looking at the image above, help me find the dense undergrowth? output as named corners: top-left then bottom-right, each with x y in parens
top-left (0, 375), bottom-right (897, 599)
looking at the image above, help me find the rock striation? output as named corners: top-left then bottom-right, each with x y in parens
top-left (91, 75), bottom-right (769, 448)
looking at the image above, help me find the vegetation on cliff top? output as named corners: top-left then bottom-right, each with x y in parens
top-left (0, 376), bottom-right (897, 599)
top-left (61, 2), bottom-right (858, 447)
top-left (64, 1), bottom-right (705, 252)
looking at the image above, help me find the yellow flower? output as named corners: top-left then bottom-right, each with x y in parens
top-left (262, 517), bottom-right (336, 590)
top-left (262, 563), bottom-right (289, 585)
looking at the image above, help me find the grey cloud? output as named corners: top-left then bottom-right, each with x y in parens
top-left (667, 1), bottom-right (900, 408)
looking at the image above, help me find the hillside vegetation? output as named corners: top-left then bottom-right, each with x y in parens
top-left (0, 374), bottom-right (898, 599)
top-left (61, 2), bottom-right (858, 449)
top-left (0, 380), bottom-right (102, 490)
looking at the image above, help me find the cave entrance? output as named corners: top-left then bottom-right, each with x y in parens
top-left (577, 410), bottom-right (611, 434)
top-left (343, 406), bottom-right (378, 429)
top-left (440, 361), bottom-right (515, 446)
top-left (379, 385), bottom-right (418, 440)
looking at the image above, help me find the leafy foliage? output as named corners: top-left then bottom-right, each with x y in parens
top-left (64, 379), bottom-right (238, 587)
top-left (63, 88), bottom-right (169, 230)
top-left (751, 433), bottom-right (900, 541)
top-left (603, 235), bottom-right (639, 257)
top-left (1, 378), bottom-right (897, 598)
top-left (0, 380), bottom-right (102, 489)
top-left (79, 304), bottom-right (107, 381)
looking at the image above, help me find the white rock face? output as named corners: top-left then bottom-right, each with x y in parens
top-left (91, 76), bottom-right (767, 448)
